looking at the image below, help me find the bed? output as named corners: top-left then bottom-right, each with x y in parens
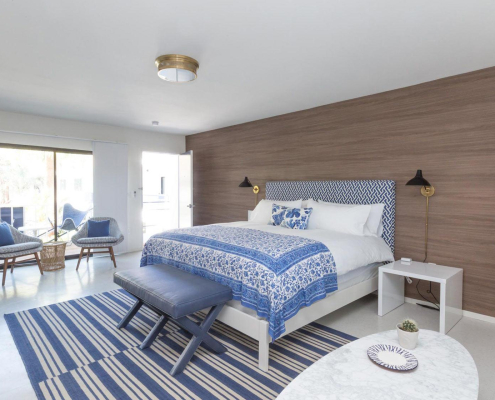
top-left (141, 180), bottom-right (396, 371)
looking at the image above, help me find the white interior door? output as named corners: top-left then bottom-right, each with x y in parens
top-left (178, 151), bottom-right (193, 228)
top-left (142, 152), bottom-right (179, 243)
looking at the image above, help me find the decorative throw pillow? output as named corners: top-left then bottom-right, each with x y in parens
top-left (280, 207), bottom-right (313, 230)
top-left (250, 199), bottom-right (303, 224)
top-left (87, 219), bottom-right (110, 237)
top-left (0, 222), bottom-right (15, 247)
top-left (270, 204), bottom-right (289, 226)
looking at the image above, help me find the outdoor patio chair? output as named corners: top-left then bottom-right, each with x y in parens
top-left (44, 203), bottom-right (90, 240)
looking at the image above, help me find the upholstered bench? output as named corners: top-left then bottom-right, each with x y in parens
top-left (114, 264), bottom-right (233, 376)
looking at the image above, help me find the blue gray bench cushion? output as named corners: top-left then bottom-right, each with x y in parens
top-left (114, 264), bottom-right (233, 319)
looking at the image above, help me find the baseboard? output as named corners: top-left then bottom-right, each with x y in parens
top-left (404, 296), bottom-right (495, 325)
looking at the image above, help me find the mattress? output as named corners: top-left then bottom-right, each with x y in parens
top-left (225, 261), bottom-right (382, 319)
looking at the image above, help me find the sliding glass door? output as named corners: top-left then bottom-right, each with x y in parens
top-left (0, 145), bottom-right (93, 256)
top-left (55, 152), bottom-right (93, 252)
top-left (0, 147), bottom-right (55, 239)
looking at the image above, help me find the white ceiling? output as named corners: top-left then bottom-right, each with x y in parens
top-left (1, 1), bottom-right (494, 135)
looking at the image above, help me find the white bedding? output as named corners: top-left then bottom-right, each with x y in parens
top-left (220, 221), bottom-right (394, 276)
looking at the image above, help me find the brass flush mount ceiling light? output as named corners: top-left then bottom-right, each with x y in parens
top-left (155, 54), bottom-right (199, 83)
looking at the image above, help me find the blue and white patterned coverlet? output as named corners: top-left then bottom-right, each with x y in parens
top-left (140, 225), bottom-right (337, 340)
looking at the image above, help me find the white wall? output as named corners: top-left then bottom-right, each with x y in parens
top-left (92, 142), bottom-right (129, 254)
top-left (0, 110), bottom-right (185, 252)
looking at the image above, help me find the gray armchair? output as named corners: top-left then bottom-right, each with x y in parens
top-left (1, 225), bottom-right (43, 286)
top-left (72, 217), bottom-right (124, 270)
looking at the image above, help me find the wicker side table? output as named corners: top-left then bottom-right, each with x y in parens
top-left (40, 242), bottom-right (67, 271)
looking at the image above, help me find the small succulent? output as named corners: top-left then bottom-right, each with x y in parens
top-left (399, 318), bottom-right (419, 333)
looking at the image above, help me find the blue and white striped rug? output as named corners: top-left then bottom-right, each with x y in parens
top-left (5, 289), bottom-right (356, 400)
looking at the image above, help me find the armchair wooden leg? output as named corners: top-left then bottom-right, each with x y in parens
top-left (86, 248), bottom-right (91, 263)
top-left (76, 248), bottom-right (85, 271)
top-left (34, 252), bottom-right (43, 275)
top-left (11, 257), bottom-right (16, 273)
top-left (109, 247), bottom-right (117, 268)
top-left (2, 259), bottom-right (10, 286)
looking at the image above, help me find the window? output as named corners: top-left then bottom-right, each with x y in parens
top-left (0, 144), bottom-right (93, 256)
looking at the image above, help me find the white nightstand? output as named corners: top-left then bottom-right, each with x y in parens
top-left (378, 260), bottom-right (463, 334)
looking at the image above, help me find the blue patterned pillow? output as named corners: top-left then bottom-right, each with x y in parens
top-left (270, 205), bottom-right (313, 230)
top-left (270, 204), bottom-right (289, 226)
top-left (280, 207), bottom-right (313, 230)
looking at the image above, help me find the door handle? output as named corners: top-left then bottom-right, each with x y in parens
top-left (186, 204), bottom-right (195, 208)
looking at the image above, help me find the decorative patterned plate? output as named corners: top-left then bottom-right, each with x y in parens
top-left (367, 344), bottom-right (418, 371)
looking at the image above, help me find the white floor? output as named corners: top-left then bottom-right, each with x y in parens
top-left (1, 252), bottom-right (494, 400)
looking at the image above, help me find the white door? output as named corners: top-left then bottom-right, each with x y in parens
top-left (178, 151), bottom-right (193, 228)
top-left (142, 152), bottom-right (179, 243)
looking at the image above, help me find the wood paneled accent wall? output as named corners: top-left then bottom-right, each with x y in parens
top-left (186, 67), bottom-right (495, 318)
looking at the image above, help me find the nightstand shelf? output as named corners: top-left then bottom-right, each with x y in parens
top-left (378, 260), bottom-right (463, 334)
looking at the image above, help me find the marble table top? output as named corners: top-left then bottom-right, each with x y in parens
top-left (277, 329), bottom-right (478, 400)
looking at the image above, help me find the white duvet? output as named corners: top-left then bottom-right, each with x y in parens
top-left (220, 221), bottom-right (394, 276)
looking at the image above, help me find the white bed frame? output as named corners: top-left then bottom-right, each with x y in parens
top-left (214, 178), bottom-right (396, 371)
top-left (201, 180), bottom-right (394, 371)
top-left (216, 275), bottom-right (378, 371)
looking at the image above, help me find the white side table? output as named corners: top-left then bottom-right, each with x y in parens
top-left (378, 260), bottom-right (463, 334)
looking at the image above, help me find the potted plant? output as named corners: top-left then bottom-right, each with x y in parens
top-left (397, 318), bottom-right (419, 350)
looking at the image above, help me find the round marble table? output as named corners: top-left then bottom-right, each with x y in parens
top-left (277, 330), bottom-right (478, 400)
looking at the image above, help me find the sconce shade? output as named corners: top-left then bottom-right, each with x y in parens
top-left (239, 177), bottom-right (253, 188)
top-left (406, 170), bottom-right (431, 186)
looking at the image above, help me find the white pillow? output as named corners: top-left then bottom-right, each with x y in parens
top-left (301, 198), bottom-right (315, 208)
top-left (317, 199), bottom-right (385, 237)
top-left (306, 199), bottom-right (371, 236)
top-left (250, 199), bottom-right (303, 224)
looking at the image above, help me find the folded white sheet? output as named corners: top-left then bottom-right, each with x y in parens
top-left (220, 221), bottom-right (394, 276)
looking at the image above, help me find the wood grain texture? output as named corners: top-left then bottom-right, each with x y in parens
top-left (186, 67), bottom-right (495, 318)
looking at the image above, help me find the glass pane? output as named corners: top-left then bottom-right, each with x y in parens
top-left (142, 152), bottom-right (179, 243)
top-left (0, 147), bottom-right (55, 243)
top-left (56, 153), bottom-right (93, 255)
top-left (178, 151), bottom-right (193, 228)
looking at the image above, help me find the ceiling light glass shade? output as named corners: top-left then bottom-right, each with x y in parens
top-left (155, 54), bottom-right (199, 83)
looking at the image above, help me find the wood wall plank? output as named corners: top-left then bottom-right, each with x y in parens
top-left (186, 67), bottom-right (495, 318)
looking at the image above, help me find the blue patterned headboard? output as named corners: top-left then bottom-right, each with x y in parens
top-left (266, 180), bottom-right (396, 252)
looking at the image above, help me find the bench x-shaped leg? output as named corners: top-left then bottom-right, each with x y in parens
top-left (117, 299), bottom-right (143, 329)
top-left (118, 299), bottom-right (169, 349)
top-left (169, 304), bottom-right (227, 376)
top-left (117, 299), bottom-right (227, 376)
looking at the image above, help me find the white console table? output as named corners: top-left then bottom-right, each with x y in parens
top-left (378, 260), bottom-right (463, 334)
